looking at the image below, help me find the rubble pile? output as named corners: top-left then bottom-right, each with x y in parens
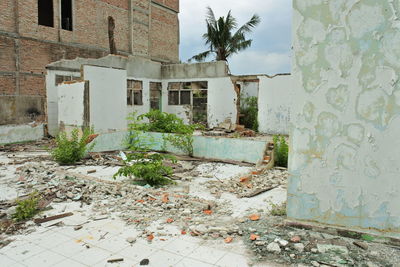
top-left (241, 216), bottom-right (400, 266)
top-left (205, 167), bottom-right (288, 198)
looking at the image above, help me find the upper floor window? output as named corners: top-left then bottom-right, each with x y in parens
top-left (38, 0), bottom-right (54, 27)
top-left (61, 0), bottom-right (73, 31)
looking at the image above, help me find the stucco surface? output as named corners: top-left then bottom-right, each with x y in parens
top-left (288, 0), bottom-right (400, 237)
top-left (258, 75), bottom-right (292, 135)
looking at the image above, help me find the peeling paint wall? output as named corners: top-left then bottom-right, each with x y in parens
top-left (288, 0), bottom-right (400, 237)
top-left (58, 81), bottom-right (86, 130)
top-left (83, 65), bottom-right (127, 133)
top-left (258, 75), bottom-right (293, 135)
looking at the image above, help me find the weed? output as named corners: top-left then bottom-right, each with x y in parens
top-left (114, 152), bottom-right (176, 186)
top-left (128, 110), bottom-right (203, 157)
top-left (273, 135), bottom-right (289, 168)
top-left (361, 234), bottom-right (374, 242)
top-left (12, 192), bottom-right (40, 222)
top-left (269, 201), bottom-right (287, 216)
top-left (240, 96), bottom-right (259, 131)
top-left (52, 128), bottom-right (95, 165)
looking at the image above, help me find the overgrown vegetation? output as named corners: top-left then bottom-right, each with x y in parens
top-left (115, 110), bottom-right (202, 186)
top-left (240, 96), bottom-right (258, 131)
top-left (273, 135), bottom-right (288, 168)
top-left (12, 192), bottom-right (40, 222)
top-left (129, 110), bottom-right (203, 156)
top-left (114, 152), bottom-right (176, 186)
top-left (51, 128), bottom-right (95, 165)
top-left (269, 201), bottom-right (287, 216)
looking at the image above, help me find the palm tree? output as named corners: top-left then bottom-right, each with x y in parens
top-left (189, 7), bottom-right (260, 62)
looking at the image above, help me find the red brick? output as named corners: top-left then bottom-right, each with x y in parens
top-left (0, 76), bottom-right (16, 95)
top-left (0, 36), bottom-right (16, 72)
top-left (19, 75), bottom-right (45, 96)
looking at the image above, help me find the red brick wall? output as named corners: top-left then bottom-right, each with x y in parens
top-left (152, 0), bottom-right (179, 12)
top-left (0, 0), bottom-right (16, 33)
top-left (0, 76), bottom-right (16, 95)
top-left (0, 0), bottom-right (180, 125)
top-left (0, 36), bottom-right (16, 72)
top-left (150, 5), bottom-right (179, 62)
top-left (19, 75), bottom-right (46, 96)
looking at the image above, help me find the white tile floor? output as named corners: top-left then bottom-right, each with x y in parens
top-left (0, 212), bottom-right (266, 267)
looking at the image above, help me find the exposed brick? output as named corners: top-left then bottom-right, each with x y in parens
top-left (0, 0), bottom-right (16, 33)
top-left (0, 0), bottom-right (180, 125)
top-left (98, 0), bottom-right (129, 10)
top-left (19, 75), bottom-right (46, 96)
top-left (0, 36), bottom-right (16, 72)
top-left (152, 0), bottom-right (179, 12)
top-left (0, 75), bottom-right (16, 95)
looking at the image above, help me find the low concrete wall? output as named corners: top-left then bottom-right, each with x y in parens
top-left (0, 124), bottom-right (44, 144)
top-left (90, 131), bottom-right (267, 164)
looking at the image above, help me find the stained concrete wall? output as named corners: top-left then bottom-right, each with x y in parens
top-left (288, 0), bottom-right (400, 238)
top-left (0, 124), bottom-right (44, 144)
top-left (258, 74), bottom-right (292, 135)
top-left (83, 65), bottom-right (127, 133)
top-left (58, 82), bottom-right (86, 130)
top-left (91, 131), bottom-right (267, 164)
top-left (46, 70), bottom-right (81, 136)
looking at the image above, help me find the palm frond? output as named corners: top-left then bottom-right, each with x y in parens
top-left (235, 14), bottom-right (261, 35)
top-left (189, 50), bottom-right (212, 62)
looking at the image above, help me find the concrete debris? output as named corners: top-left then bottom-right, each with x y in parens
top-left (241, 216), bottom-right (400, 266)
top-left (267, 242), bottom-right (281, 253)
top-left (0, 144), bottom-right (399, 267)
top-left (205, 167), bottom-right (287, 198)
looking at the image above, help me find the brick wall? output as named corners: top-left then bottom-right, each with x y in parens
top-left (0, 0), bottom-right (180, 125)
top-left (150, 4), bottom-right (179, 62)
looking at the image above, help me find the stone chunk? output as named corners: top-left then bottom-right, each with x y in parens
top-left (267, 242), bottom-right (281, 253)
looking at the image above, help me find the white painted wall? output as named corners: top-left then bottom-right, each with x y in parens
top-left (258, 75), bottom-right (292, 135)
top-left (208, 77), bottom-right (237, 128)
top-left (57, 82), bottom-right (85, 128)
top-left (46, 70), bottom-right (80, 136)
top-left (162, 77), bottom-right (237, 127)
top-left (288, 0), bottom-right (400, 238)
top-left (83, 65), bottom-right (127, 133)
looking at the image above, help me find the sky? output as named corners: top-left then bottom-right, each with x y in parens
top-left (179, 0), bottom-right (292, 75)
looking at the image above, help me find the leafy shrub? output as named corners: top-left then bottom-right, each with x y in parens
top-left (114, 152), bottom-right (176, 186)
top-left (240, 96), bottom-right (259, 131)
top-left (273, 135), bottom-right (289, 168)
top-left (52, 128), bottom-right (95, 165)
top-left (128, 110), bottom-right (203, 156)
top-left (12, 192), bottom-right (40, 222)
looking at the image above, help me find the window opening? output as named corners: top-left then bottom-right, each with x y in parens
top-left (38, 0), bottom-right (54, 27)
top-left (61, 0), bottom-right (73, 31)
top-left (150, 82), bottom-right (162, 110)
top-left (127, 80), bottom-right (143, 106)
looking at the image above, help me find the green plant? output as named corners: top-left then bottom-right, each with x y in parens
top-left (240, 96), bottom-right (258, 131)
top-left (269, 201), bottom-right (287, 216)
top-left (114, 152), bottom-right (176, 186)
top-left (189, 7), bottom-right (260, 62)
top-left (129, 110), bottom-right (203, 157)
top-left (52, 128), bottom-right (95, 165)
top-left (273, 135), bottom-right (288, 168)
top-left (12, 192), bottom-right (40, 222)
